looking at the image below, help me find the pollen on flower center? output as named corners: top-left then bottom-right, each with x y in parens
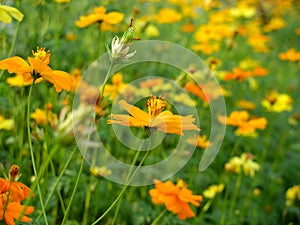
top-left (147, 96), bottom-right (166, 118)
top-left (32, 47), bottom-right (51, 65)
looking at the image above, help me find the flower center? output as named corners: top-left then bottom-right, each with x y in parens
top-left (32, 47), bottom-right (51, 65)
top-left (147, 96), bottom-right (166, 118)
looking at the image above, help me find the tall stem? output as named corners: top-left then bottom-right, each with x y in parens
top-left (91, 150), bottom-right (150, 225)
top-left (23, 83), bottom-right (48, 225)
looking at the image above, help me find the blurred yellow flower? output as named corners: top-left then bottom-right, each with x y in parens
top-left (187, 135), bottom-right (211, 149)
top-left (90, 166), bottom-right (112, 177)
top-left (225, 153), bottom-right (260, 177)
top-left (236, 99), bottom-right (256, 110)
top-left (31, 107), bottom-right (58, 127)
top-left (279, 48), bottom-right (300, 62)
top-left (6, 74), bottom-right (33, 87)
top-left (218, 110), bottom-right (267, 137)
top-left (262, 91), bottom-right (293, 112)
top-left (54, 0), bottom-right (71, 3)
top-left (0, 115), bottom-right (14, 130)
top-left (203, 183), bottom-right (225, 199)
top-left (0, 4), bottom-right (23, 23)
top-left (295, 28), bottom-right (300, 36)
top-left (104, 73), bottom-right (126, 100)
top-left (154, 8), bottom-right (182, 24)
top-left (75, 6), bottom-right (124, 31)
top-left (285, 185), bottom-right (300, 206)
top-left (247, 34), bottom-right (270, 53)
top-left (264, 17), bottom-right (285, 32)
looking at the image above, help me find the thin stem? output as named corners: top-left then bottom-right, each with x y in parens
top-left (228, 172), bottom-right (243, 222)
top-left (100, 63), bottom-right (113, 95)
top-left (24, 83), bottom-right (49, 225)
top-left (61, 156), bottom-right (85, 225)
top-left (111, 149), bottom-right (141, 225)
top-left (36, 147), bottom-right (75, 221)
top-left (91, 150), bottom-right (150, 225)
top-left (0, 22), bottom-right (20, 80)
top-left (150, 209), bottom-right (167, 225)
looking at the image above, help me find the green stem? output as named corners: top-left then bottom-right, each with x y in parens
top-left (0, 22), bottom-right (20, 80)
top-left (24, 83), bottom-right (49, 225)
top-left (150, 209), bottom-right (167, 225)
top-left (228, 172), bottom-right (243, 222)
top-left (111, 149), bottom-right (141, 225)
top-left (100, 63), bottom-right (114, 96)
top-left (61, 156), bottom-right (85, 225)
top-left (91, 150), bottom-right (150, 225)
top-left (36, 148), bottom-right (76, 221)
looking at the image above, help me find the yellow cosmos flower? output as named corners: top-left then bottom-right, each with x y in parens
top-left (0, 4), bottom-right (23, 23)
top-left (0, 47), bottom-right (72, 92)
top-left (187, 135), bottom-right (211, 149)
top-left (225, 153), bottom-right (260, 177)
top-left (285, 185), bottom-right (300, 206)
top-left (154, 8), bottom-right (182, 24)
top-left (104, 73), bottom-right (126, 100)
top-left (262, 91), bottom-right (293, 112)
top-left (279, 48), bottom-right (300, 62)
top-left (31, 107), bottom-right (58, 127)
top-left (203, 183), bottom-right (225, 199)
top-left (0, 115), bottom-right (14, 130)
top-left (264, 17), bottom-right (285, 32)
top-left (75, 6), bottom-right (124, 30)
top-left (107, 96), bottom-right (200, 136)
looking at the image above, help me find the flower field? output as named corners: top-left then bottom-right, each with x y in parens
top-left (0, 0), bottom-right (300, 224)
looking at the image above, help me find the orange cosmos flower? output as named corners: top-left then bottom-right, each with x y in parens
top-left (0, 200), bottom-right (34, 225)
top-left (75, 6), bottom-right (124, 30)
top-left (149, 179), bottom-right (203, 220)
top-left (279, 48), bottom-right (300, 62)
top-left (0, 47), bottom-right (72, 92)
top-left (0, 165), bottom-right (32, 202)
top-left (107, 96), bottom-right (200, 136)
top-left (218, 111), bottom-right (267, 136)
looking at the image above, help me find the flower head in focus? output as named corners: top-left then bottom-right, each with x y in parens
top-left (149, 179), bottom-right (203, 220)
top-left (107, 96), bottom-right (200, 136)
top-left (0, 47), bottom-right (72, 92)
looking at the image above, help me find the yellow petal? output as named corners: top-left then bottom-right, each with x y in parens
top-left (0, 8), bottom-right (12, 23)
top-left (0, 5), bottom-right (24, 22)
top-left (104, 12), bottom-right (124, 24)
top-left (0, 56), bottom-right (32, 74)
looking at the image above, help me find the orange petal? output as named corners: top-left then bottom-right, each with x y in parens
top-left (0, 56), bottom-right (32, 74)
top-left (118, 100), bottom-right (150, 124)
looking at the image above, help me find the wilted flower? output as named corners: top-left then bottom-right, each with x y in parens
top-left (149, 179), bottom-right (203, 220)
top-left (108, 19), bottom-right (137, 63)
